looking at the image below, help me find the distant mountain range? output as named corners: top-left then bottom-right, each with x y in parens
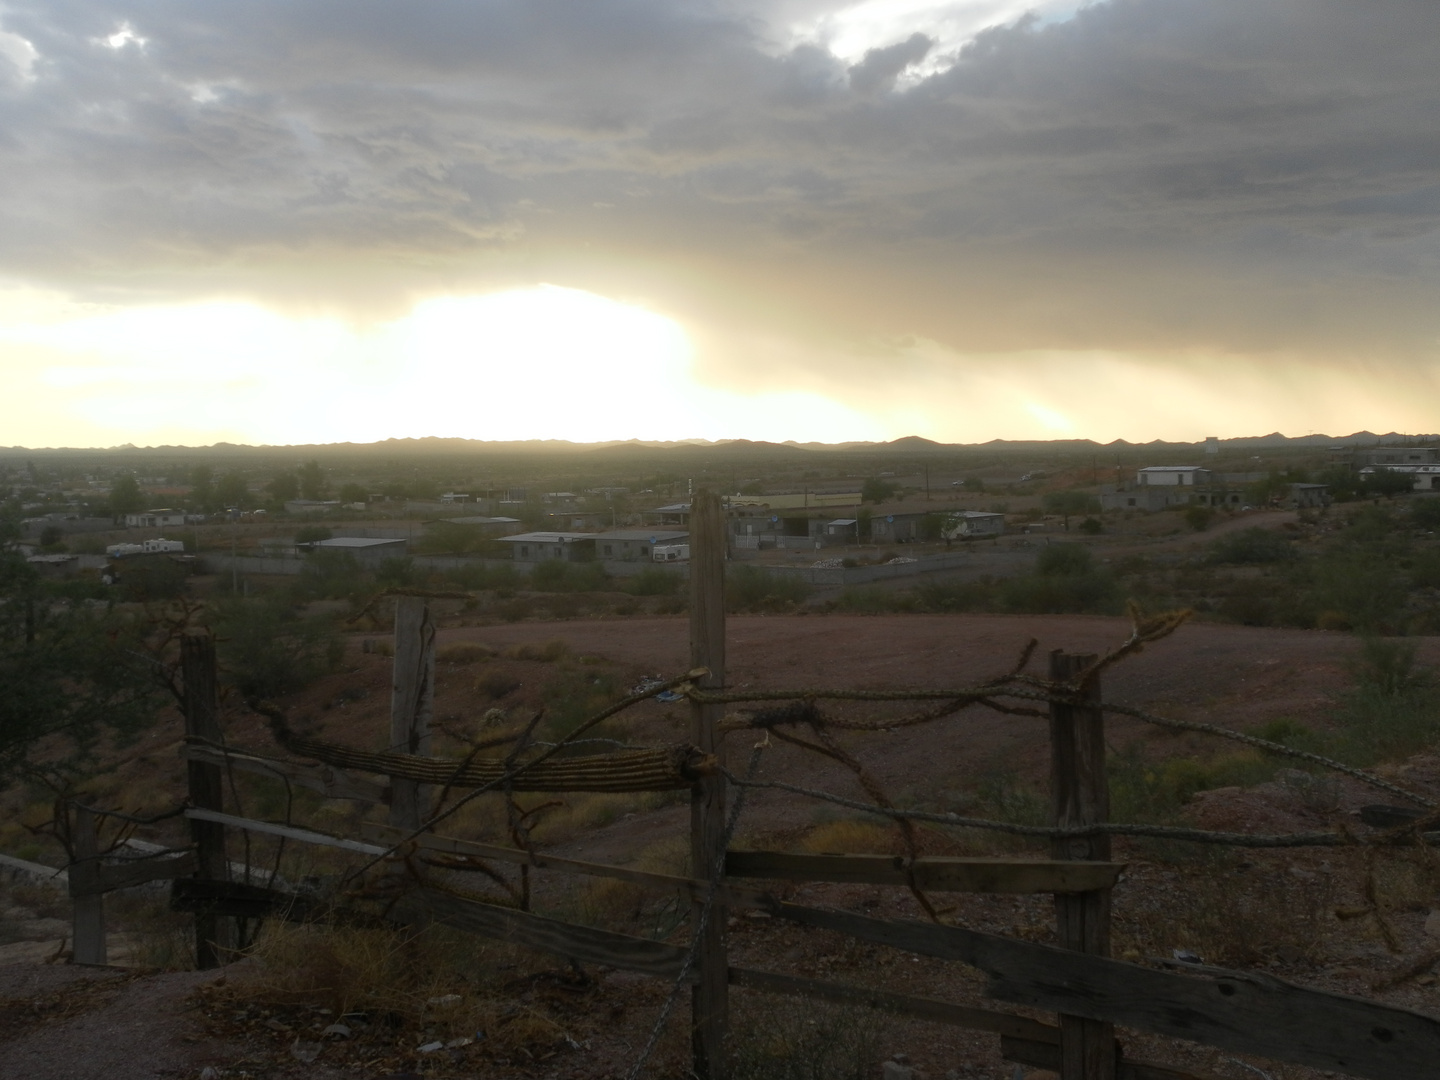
top-left (2, 431), bottom-right (1434, 457)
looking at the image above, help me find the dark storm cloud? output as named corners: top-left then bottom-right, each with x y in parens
top-left (1, 0), bottom-right (1438, 354)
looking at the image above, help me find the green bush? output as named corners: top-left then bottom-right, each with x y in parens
top-left (215, 597), bottom-right (344, 698)
top-left (725, 565), bottom-right (812, 612)
top-left (296, 550), bottom-right (366, 600)
top-left (1208, 528), bottom-right (1293, 565)
top-left (1412, 498), bottom-right (1440, 529)
top-left (624, 566), bottom-right (683, 596)
top-left (529, 559), bottom-right (609, 593)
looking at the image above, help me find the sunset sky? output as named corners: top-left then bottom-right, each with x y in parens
top-left (1, 1), bottom-right (1438, 448)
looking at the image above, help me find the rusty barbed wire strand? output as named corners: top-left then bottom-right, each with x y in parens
top-left (716, 767), bottom-right (1440, 850)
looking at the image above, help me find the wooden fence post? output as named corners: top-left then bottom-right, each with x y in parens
top-left (389, 596), bottom-right (435, 831)
top-left (689, 490), bottom-right (728, 1080)
top-left (70, 804), bottom-right (106, 965)
top-left (184, 631), bottom-right (234, 968)
top-left (1048, 650), bottom-right (1116, 1080)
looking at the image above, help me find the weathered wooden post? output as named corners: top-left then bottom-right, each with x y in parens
top-left (1048, 650), bottom-right (1116, 1079)
top-left (689, 489), bottom-right (728, 1080)
top-left (389, 595), bottom-right (435, 830)
top-left (183, 631), bottom-right (234, 968)
top-left (69, 804), bottom-right (106, 965)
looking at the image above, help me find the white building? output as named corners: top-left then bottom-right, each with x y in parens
top-left (107, 537), bottom-right (185, 557)
top-left (1135, 467), bottom-right (1212, 486)
top-left (124, 509), bottom-right (189, 528)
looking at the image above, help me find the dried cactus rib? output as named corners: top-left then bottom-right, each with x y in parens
top-left (275, 729), bottom-right (714, 792)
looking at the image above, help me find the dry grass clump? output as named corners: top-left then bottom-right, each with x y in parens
top-left (436, 641), bottom-right (496, 665)
top-left (800, 820), bottom-right (900, 855)
top-left (1115, 857), bottom-right (1338, 967)
top-left (576, 836), bottom-right (690, 928)
top-left (218, 920), bottom-right (586, 1066)
top-left (504, 639), bottom-right (570, 663)
top-left (475, 669), bottom-right (521, 700)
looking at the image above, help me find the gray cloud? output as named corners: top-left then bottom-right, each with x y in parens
top-left (0, 0), bottom-right (1438, 358)
top-left (848, 32), bottom-right (933, 95)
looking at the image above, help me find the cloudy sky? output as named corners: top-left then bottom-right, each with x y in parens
top-left (1, 0), bottom-right (1438, 448)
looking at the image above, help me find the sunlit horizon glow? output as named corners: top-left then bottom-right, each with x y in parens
top-left (2, 283), bottom-right (1434, 451)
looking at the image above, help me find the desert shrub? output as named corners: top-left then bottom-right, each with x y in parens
top-left (800, 820), bottom-right (896, 854)
top-left (1343, 504), bottom-right (1399, 540)
top-left (436, 641), bottom-right (495, 665)
top-left (374, 556), bottom-right (416, 588)
top-left (1183, 505), bottom-right (1215, 532)
top-left (1327, 637), bottom-right (1440, 763)
top-left (832, 585), bottom-right (916, 613)
top-left (1412, 497), bottom-right (1440, 529)
top-left (730, 999), bottom-right (882, 1080)
top-left (1036, 543), bottom-right (1094, 576)
top-left (296, 549), bottom-right (365, 601)
top-left (293, 525), bottom-right (333, 544)
top-left (1107, 743), bottom-right (1273, 826)
top-left (474, 669), bottom-right (521, 700)
top-left (1208, 528), bottom-right (1293, 565)
top-left (504, 638), bottom-right (570, 662)
top-left (538, 665), bottom-right (623, 744)
top-left (215, 596), bottom-right (344, 697)
top-left (1001, 556), bottom-right (1121, 614)
top-left (726, 565), bottom-right (812, 612)
top-left (624, 566), bottom-right (683, 596)
top-left (439, 561), bottom-right (518, 591)
top-left (528, 558), bottom-right (609, 593)
top-left (121, 556), bottom-right (189, 601)
top-left (1308, 552), bottom-right (1406, 633)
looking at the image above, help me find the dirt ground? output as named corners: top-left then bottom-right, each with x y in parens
top-left (4, 613), bottom-right (1439, 1080)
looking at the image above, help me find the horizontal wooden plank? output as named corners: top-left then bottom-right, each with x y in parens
top-left (770, 902), bottom-right (1440, 1080)
top-left (170, 878), bottom-right (389, 928)
top-left (180, 743), bottom-right (389, 803)
top-left (729, 966), bottom-right (1058, 1042)
top-left (1001, 1036), bottom-right (1222, 1080)
top-left (392, 885), bottom-right (694, 982)
top-left (93, 852), bottom-right (198, 894)
top-left (726, 851), bottom-right (1124, 893)
top-left (183, 808), bottom-right (388, 856)
top-left (361, 823), bottom-right (773, 910)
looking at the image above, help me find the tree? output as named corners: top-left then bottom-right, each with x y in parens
top-left (861, 477), bottom-right (898, 504)
top-left (215, 472), bottom-right (249, 509)
top-left (267, 471), bottom-right (300, 506)
top-left (298, 460), bottom-right (329, 501)
top-left (0, 543), bottom-right (158, 781)
top-left (1042, 491), bottom-right (1100, 531)
top-left (189, 465), bottom-right (215, 513)
top-left (108, 475), bottom-right (144, 519)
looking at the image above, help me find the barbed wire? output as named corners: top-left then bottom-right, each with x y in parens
top-left (624, 742), bottom-right (763, 1080)
top-left (717, 768), bottom-right (1440, 850)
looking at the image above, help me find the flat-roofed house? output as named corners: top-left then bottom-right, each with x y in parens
top-left (593, 529), bottom-right (688, 562)
top-left (497, 532), bottom-right (597, 563)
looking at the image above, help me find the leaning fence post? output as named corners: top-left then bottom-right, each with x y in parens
top-left (1048, 650), bottom-right (1116, 1080)
top-left (184, 631), bottom-right (234, 968)
top-left (69, 804), bottom-right (106, 965)
top-left (389, 595), bottom-right (435, 831)
top-left (689, 489), bottom-right (728, 1080)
